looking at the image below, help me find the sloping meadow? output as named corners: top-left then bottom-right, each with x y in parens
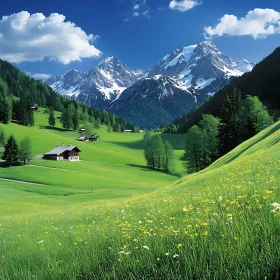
top-left (0, 122), bottom-right (280, 279)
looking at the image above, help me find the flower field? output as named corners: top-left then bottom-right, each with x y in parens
top-left (0, 121), bottom-right (279, 279)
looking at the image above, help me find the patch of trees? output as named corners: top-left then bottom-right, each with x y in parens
top-left (0, 58), bottom-right (137, 131)
top-left (184, 91), bottom-right (273, 172)
top-left (1, 133), bottom-right (33, 167)
top-left (143, 132), bottom-right (175, 173)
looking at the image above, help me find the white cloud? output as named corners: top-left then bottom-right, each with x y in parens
top-left (133, 4), bottom-right (140, 10)
top-left (0, 11), bottom-right (102, 64)
top-left (124, 0), bottom-right (150, 21)
top-left (26, 72), bottom-right (52, 81)
top-left (204, 8), bottom-right (280, 39)
top-left (169, 0), bottom-right (200, 12)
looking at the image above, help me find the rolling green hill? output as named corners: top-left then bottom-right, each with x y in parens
top-left (0, 109), bottom-right (279, 278)
top-left (0, 109), bottom-right (186, 209)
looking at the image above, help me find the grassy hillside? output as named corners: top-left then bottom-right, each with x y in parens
top-left (0, 113), bottom-right (279, 278)
top-left (0, 109), bottom-right (186, 211)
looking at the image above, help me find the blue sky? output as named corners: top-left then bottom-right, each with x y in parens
top-left (1, 0), bottom-right (280, 79)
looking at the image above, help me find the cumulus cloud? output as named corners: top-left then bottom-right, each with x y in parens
top-left (169, 0), bottom-right (201, 12)
top-left (204, 8), bottom-right (280, 39)
top-left (0, 11), bottom-right (102, 64)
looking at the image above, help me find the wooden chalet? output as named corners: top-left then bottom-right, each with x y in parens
top-left (78, 128), bottom-right (86, 133)
top-left (43, 145), bottom-right (81, 161)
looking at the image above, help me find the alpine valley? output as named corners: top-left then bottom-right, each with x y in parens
top-left (46, 41), bottom-right (254, 128)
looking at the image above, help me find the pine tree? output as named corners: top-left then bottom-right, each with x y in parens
top-left (199, 114), bottom-right (220, 167)
top-left (61, 108), bottom-right (73, 131)
top-left (19, 137), bottom-right (33, 165)
top-left (48, 109), bottom-right (56, 128)
top-left (163, 140), bottom-right (175, 173)
top-left (0, 130), bottom-right (5, 147)
top-left (185, 125), bottom-right (204, 172)
top-left (94, 117), bottom-right (101, 129)
top-left (2, 135), bottom-right (19, 166)
top-left (143, 132), bottom-right (154, 168)
top-left (219, 88), bottom-right (242, 155)
top-left (151, 135), bottom-right (164, 170)
top-left (72, 111), bottom-right (79, 131)
top-left (0, 99), bottom-right (12, 124)
top-left (107, 122), bottom-right (112, 133)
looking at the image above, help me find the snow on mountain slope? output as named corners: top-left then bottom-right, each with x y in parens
top-left (46, 41), bottom-right (255, 127)
top-left (149, 41), bottom-right (255, 89)
top-left (46, 56), bottom-right (141, 108)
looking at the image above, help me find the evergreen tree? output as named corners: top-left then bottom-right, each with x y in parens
top-left (72, 111), bottom-right (79, 131)
top-left (163, 140), bottom-right (175, 173)
top-left (152, 135), bottom-right (165, 170)
top-left (107, 122), bottom-right (112, 133)
top-left (143, 132), bottom-right (154, 168)
top-left (199, 114), bottom-right (220, 167)
top-left (61, 108), bottom-right (73, 131)
top-left (0, 130), bottom-right (5, 147)
top-left (2, 135), bottom-right (19, 166)
top-left (0, 99), bottom-right (12, 124)
top-left (219, 88), bottom-right (242, 155)
top-left (94, 117), bottom-right (101, 129)
top-left (19, 137), bottom-right (33, 165)
top-left (48, 109), bottom-right (56, 128)
top-left (185, 125), bottom-right (204, 172)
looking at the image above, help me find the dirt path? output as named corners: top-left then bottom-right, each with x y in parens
top-left (0, 178), bottom-right (45, 186)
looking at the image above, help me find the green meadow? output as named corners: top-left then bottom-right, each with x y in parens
top-left (0, 109), bottom-right (185, 211)
top-left (0, 110), bottom-right (280, 279)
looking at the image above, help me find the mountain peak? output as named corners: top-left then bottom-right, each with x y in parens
top-left (98, 56), bottom-right (117, 66)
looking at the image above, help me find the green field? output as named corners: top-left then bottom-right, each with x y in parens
top-left (0, 109), bottom-right (186, 212)
top-left (0, 111), bottom-right (280, 279)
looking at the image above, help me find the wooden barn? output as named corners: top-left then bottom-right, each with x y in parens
top-left (43, 145), bottom-right (81, 161)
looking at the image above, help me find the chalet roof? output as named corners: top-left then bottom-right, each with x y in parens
top-left (44, 145), bottom-right (81, 156)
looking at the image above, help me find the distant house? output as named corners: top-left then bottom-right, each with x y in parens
top-left (124, 129), bottom-right (132, 133)
top-left (139, 129), bottom-right (147, 133)
top-left (43, 145), bottom-right (81, 161)
top-left (78, 128), bottom-right (86, 133)
top-left (31, 106), bottom-right (38, 112)
top-left (88, 135), bottom-right (98, 142)
top-left (78, 136), bottom-right (86, 141)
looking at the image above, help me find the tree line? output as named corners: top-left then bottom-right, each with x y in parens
top-left (184, 90), bottom-right (273, 172)
top-left (0, 58), bottom-right (137, 132)
top-left (143, 132), bottom-right (175, 173)
top-left (0, 130), bottom-right (33, 167)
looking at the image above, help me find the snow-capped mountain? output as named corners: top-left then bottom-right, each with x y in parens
top-left (46, 41), bottom-right (255, 128)
top-left (149, 41), bottom-right (254, 93)
top-left (108, 75), bottom-right (197, 128)
top-left (46, 56), bottom-right (139, 108)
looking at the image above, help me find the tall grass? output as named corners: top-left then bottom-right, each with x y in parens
top-left (0, 122), bottom-right (279, 279)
